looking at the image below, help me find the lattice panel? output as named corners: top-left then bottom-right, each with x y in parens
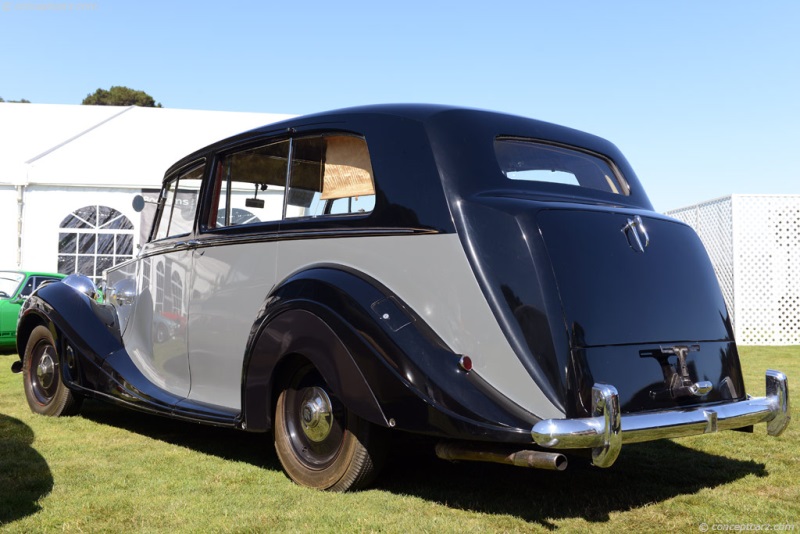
top-left (733, 196), bottom-right (800, 345)
top-left (668, 195), bottom-right (800, 345)
top-left (667, 197), bottom-right (734, 330)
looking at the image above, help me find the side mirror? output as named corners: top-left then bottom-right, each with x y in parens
top-left (132, 195), bottom-right (146, 212)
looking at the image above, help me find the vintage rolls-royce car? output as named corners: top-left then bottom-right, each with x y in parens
top-left (13, 105), bottom-right (789, 491)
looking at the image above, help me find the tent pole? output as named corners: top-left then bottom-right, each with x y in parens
top-left (16, 185), bottom-right (24, 268)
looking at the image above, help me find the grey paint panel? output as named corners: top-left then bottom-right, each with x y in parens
top-left (277, 234), bottom-right (564, 419)
top-left (112, 252), bottom-right (192, 398)
top-left (111, 233), bottom-right (563, 419)
top-left (186, 242), bottom-right (278, 409)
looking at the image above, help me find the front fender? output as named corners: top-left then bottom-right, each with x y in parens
top-left (17, 281), bottom-right (121, 365)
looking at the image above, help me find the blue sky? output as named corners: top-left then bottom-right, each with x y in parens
top-left (2, 0), bottom-right (798, 211)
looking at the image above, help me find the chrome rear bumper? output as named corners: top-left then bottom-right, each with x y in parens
top-left (531, 370), bottom-right (790, 468)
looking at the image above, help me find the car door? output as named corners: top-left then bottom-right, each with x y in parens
top-left (184, 139), bottom-right (288, 410)
top-left (117, 162), bottom-right (204, 399)
top-left (0, 272), bottom-right (26, 344)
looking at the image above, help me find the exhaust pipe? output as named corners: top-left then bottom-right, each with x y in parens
top-left (435, 442), bottom-right (568, 471)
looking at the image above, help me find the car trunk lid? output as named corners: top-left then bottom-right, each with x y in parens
top-left (537, 209), bottom-right (745, 414)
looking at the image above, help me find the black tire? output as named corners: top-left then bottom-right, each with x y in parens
top-left (155, 323), bottom-right (168, 344)
top-left (22, 325), bottom-right (83, 416)
top-left (274, 363), bottom-right (385, 491)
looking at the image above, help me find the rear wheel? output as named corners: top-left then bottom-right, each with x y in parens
top-left (274, 363), bottom-right (384, 491)
top-left (22, 325), bottom-right (83, 416)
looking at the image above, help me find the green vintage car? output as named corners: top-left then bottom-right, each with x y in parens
top-left (0, 271), bottom-right (65, 351)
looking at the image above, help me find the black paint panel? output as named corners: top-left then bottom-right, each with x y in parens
top-left (578, 341), bottom-right (746, 414)
top-left (445, 196), bottom-right (569, 414)
top-left (538, 210), bottom-right (732, 347)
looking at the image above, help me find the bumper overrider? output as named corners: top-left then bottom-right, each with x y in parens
top-left (531, 370), bottom-right (790, 467)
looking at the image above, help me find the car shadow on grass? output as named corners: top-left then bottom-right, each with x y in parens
top-left (377, 437), bottom-right (767, 528)
top-left (78, 399), bottom-right (766, 528)
top-left (0, 414), bottom-right (54, 526)
top-left (78, 399), bottom-right (281, 470)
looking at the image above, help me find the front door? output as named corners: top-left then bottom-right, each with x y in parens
top-left (116, 163), bottom-right (204, 399)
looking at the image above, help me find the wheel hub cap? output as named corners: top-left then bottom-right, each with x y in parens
top-left (36, 351), bottom-right (55, 389)
top-left (299, 387), bottom-right (333, 442)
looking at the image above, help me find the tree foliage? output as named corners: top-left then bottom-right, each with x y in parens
top-left (0, 97), bottom-right (31, 103)
top-left (82, 86), bottom-right (162, 107)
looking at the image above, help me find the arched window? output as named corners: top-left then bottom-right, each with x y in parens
top-left (58, 205), bottom-right (135, 283)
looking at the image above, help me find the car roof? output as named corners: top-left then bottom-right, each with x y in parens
top-left (0, 270), bottom-right (64, 276)
top-left (165, 104), bottom-right (607, 173)
top-left (163, 104), bottom-right (652, 211)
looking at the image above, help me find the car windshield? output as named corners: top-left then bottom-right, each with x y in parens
top-left (0, 271), bottom-right (24, 298)
top-left (494, 138), bottom-right (631, 195)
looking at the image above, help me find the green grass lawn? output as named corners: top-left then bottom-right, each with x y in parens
top-left (1, 346), bottom-right (798, 533)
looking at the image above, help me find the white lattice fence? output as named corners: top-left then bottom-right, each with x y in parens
top-left (667, 195), bottom-right (800, 345)
top-left (733, 196), bottom-right (800, 345)
top-left (668, 197), bottom-right (734, 328)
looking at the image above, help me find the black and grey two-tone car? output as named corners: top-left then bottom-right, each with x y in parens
top-left (13, 104), bottom-right (789, 491)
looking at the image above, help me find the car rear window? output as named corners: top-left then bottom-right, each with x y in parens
top-left (494, 138), bottom-right (630, 196)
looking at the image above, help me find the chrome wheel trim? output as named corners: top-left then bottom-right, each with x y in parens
top-left (299, 386), bottom-right (333, 443)
top-left (36, 349), bottom-right (56, 389)
top-left (30, 342), bottom-right (59, 403)
top-left (282, 368), bottom-right (347, 469)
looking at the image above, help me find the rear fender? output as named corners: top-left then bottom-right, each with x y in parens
top-left (243, 308), bottom-right (388, 432)
top-left (241, 266), bottom-right (539, 442)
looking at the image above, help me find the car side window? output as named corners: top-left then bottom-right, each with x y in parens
top-left (153, 164), bottom-right (204, 240)
top-left (20, 276), bottom-right (61, 297)
top-left (210, 140), bottom-right (289, 228)
top-left (19, 277), bottom-right (34, 297)
top-left (285, 135), bottom-right (375, 218)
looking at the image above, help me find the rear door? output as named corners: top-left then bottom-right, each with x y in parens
top-left (0, 272), bottom-right (25, 343)
top-left (185, 139), bottom-right (288, 410)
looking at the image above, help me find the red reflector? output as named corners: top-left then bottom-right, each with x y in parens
top-left (459, 356), bottom-right (473, 372)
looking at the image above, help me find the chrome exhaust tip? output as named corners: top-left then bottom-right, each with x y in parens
top-left (435, 441), bottom-right (568, 471)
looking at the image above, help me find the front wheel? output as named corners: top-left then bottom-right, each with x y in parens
top-left (274, 363), bottom-right (385, 491)
top-left (22, 325), bottom-right (83, 416)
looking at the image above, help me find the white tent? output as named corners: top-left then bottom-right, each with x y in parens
top-left (0, 103), bottom-right (291, 275)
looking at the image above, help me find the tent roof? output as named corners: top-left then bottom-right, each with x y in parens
top-left (0, 103), bottom-right (292, 188)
